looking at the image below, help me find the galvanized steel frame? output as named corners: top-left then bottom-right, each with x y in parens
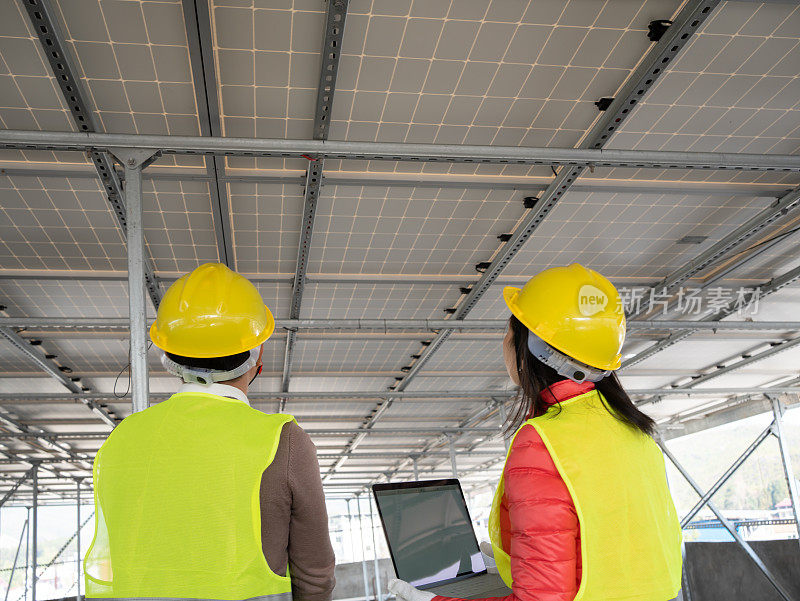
top-left (19, 0), bottom-right (163, 309)
top-left (4, 130), bottom-right (800, 170)
top-left (660, 440), bottom-right (794, 601)
top-left (182, 0), bottom-right (236, 267)
top-left (280, 0), bottom-right (349, 408)
top-left (344, 0), bottom-right (722, 485)
top-left (5, 317), bottom-right (800, 331)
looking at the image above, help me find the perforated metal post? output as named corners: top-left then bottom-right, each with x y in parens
top-left (771, 396), bottom-right (800, 547)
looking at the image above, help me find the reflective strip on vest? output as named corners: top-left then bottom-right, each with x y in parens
top-left (91, 594), bottom-right (293, 601)
top-left (488, 389), bottom-right (682, 601)
top-left (84, 392), bottom-right (296, 599)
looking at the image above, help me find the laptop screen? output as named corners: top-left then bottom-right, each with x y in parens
top-left (373, 479), bottom-right (486, 587)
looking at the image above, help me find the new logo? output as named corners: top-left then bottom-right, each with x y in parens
top-left (578, 285), bottom-right (608, 316)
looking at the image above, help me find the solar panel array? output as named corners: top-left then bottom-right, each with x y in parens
top-left (0, 0), bottom-right (799, 504)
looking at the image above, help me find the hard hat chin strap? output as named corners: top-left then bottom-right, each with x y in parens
top-left (526, 331), bottom-right (610, 383)
top-left (161, 347), bottom-right (261, 385)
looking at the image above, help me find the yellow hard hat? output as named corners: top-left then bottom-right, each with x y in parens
top-left (503, 263), bottom-right (625, 370)
top-left (149, 263), bottom-right (275, 358)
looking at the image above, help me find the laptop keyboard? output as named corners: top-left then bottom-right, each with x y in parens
top-left (428, 574), bottom-right (510, 599)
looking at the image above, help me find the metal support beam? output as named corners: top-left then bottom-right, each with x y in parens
top-left (182, 0), bottom-right (235, 266)
top-left (680, 421), bottom-right (774, 527)
top-left (628, 265), bottom-right (800, 402)
top-left (5, 517), bottom-right (27, 601)
top-left (391, 0), bottom-right (721, 393)
top-left (111, 149), bottom-right (160, 413)
top-left (0, 467), bottom-right (35, 509)
top-left (660, 442), bottom-right (793, 601)
top-left (0, 327), bottom-right (117, 427)
top-left (281, 0), bottom-right (348, 406)
top-left (624, 249), bottom-right (800, 372)
top-left (628, 185), bottom-right (800, 322)
top-left (7, 388), bottom-right (800, 405)
top-left (5, 130), bottom-right (800, 171)
top-left (0, 164), bottom-right (795, 198)
top-left (19, 0), bottom-right (162, 309)
top-left (8, 317), bottom-right (800, 331)
top-left (770, 396), bottom-right (800, 547)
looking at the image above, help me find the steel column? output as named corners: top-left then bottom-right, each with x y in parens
top-left (660, 442), bottom-right (793, 601)
top-left (357, 495), bottom-right (372, 601)
top-left (76, 479), bottom-right (81, 601)
top-left (411, 457), bottom-right (419, 480)
top-left (368, 496), bottom-right (383, 601)
top-left (448, 436), bottom-right (458, 478)
top-left (32, 467), bottom-right (37, 601)
top-left (114, 150), bottom-right (159, 413)
top-left (25, 507), bottom-right (29, 601)
top-left (680, 421), bottom-right (775, 527)
top-left (770, 396), bottom-right (800, 547)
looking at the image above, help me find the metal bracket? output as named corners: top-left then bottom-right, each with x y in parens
top-left (108, 148), bottom-right (161, 170)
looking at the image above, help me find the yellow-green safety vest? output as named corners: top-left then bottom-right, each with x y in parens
top-left (84, 391), bottom-right (296, 601)
top-left (488, 389), bottom-right (682, 601)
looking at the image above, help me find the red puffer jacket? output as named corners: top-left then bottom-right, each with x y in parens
top-left (433, 379), bottom-right (592, 601)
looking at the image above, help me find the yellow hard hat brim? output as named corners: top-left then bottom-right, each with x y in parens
top-left (503, 286), bottom-right (539, 334)
top-left (149, 304), bottom-right (275, 358)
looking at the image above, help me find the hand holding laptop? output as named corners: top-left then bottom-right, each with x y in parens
top-left (478, 541), bottom-right (498, 575)
top-left (388, 578), bottom-right (435, 601)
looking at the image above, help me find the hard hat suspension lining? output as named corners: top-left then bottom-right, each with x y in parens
top-left (526, 331), bottom-right (610, 384)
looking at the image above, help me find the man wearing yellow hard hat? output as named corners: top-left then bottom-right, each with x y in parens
top-left (390, 264), bottom-right (682, 601)
top-left (85, 263), bottom-right (335, 601)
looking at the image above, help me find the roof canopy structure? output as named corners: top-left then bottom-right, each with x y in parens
top-left (1, 0), bottom-right (800, 509)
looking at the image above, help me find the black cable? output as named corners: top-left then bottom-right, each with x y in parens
top-left (114, 340), bottom-right (153, 398)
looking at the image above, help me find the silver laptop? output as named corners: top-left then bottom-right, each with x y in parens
top-left (372, 479), bottom-right (512, 599)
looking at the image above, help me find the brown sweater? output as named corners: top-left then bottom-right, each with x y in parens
top-left (259, 420), bottom-right (336, 601)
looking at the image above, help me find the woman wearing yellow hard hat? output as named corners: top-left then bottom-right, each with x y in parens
top-left (390, 264), bottom-right (682, 601)
top-left (85, 263), bottom-right (335, 601)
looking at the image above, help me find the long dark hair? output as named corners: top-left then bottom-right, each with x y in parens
top-left (504, 315), bottom-right (655, 437)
